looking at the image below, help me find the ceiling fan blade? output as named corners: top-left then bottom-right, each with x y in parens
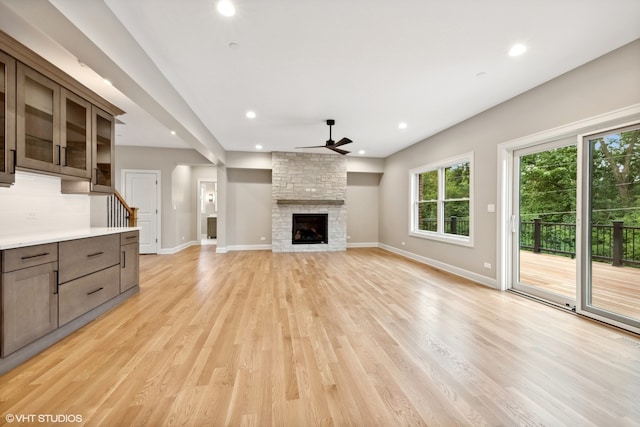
top-left (333, 137), bottom-right (352, 147)
top-left (295, 145), bottom-right (328, 149)
top-left (328, 147), bottom-right (350, 155)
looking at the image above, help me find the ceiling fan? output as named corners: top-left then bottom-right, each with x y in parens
top-left (296, 119), bottom-right (353, 155)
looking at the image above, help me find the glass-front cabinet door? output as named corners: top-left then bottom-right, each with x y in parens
top-left (91, 106), bottom-right (115, 193)
top-left (60, 88), bottom-right (91, 179)
top-left (0, 50), bottom-right (16, 187)
top-left (16, 64), bottom-right (60, 174)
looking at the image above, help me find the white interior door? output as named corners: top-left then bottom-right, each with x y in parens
top-left (123, 170), bottom-right (159, 254)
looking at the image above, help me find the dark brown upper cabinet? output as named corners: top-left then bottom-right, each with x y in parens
top-left (0, 50), bottom-right (16, 187)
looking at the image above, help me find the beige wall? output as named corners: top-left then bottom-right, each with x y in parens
top-left (227, 169), bottom-right (272, 248)
top-left (346, 172), bottom-right (380, 246)
top-left (379, 38), bottom-right (640, 284)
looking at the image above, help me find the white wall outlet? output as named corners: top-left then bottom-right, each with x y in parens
top-left (487, 204), bottom-right (495, 213)
top-left (483, 262), bottom-right (492, 269)
top-left (260, 236), bottom-right (266, 241)
top-left (401, 241), bottom-right (406, 246)
top-left (347, 235), bottom-right (351, 239)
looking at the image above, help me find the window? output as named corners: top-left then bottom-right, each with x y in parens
top-left (410, 153), bottom-right (473, 245)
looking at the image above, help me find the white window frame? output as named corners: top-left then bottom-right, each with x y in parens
top-left (409, 152), bottom-right (474, 247)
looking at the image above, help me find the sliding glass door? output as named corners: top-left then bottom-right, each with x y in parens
top-left (581, 124), bottom-right (640, 329)
top-left (512, 139), bottom-right (578, 308)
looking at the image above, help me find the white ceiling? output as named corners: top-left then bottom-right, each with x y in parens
top-left (2, 0), bottom-right (640, 161)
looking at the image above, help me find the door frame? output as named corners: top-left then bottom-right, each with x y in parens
top-left (121, 169), bottom-right (161, 253)
top-left (197, 178), bottom-right (217, 245)
top-left (511, 138), bottom-right (577, 309)
top-left (498, 104), bottom-right (640, 292)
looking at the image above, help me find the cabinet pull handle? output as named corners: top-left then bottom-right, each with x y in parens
top-left (21, 252), bottom-right (50, 260)
top-left (54, 270), bottom-right (59, 295)
top-left (126, 236), bottom-right (136, 240)
top-left (87, 251), bottom-right (104, 258)
top-left (11, 149), bottom-right (17, 174)
top-left (87, 287), bottom-right (104, 296)
top-left (122, 250), bottom-right (126, 268)
top-left (56, 145), bottom-right (61, 165)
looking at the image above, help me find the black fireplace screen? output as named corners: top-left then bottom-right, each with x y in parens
top-left (292, 213), bottom-right (328, 244)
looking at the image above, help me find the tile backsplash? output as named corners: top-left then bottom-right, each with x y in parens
top-left (0, 171), bottom-right (90, 238)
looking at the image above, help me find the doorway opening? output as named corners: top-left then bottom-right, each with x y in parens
top-left (198, 180), bottom-right (217, 246)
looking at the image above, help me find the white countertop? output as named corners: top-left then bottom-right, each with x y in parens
top-left (0, 227), bottom-right (140, 250)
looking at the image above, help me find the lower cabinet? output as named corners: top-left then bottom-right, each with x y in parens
top-left (120, 231), bottom-right (139, 293)
top-left (58, 265), bottom-right (120, 326)
top-left (1, 261), bottom-right (58, 357)
top-left (0, 230), bottom-right (139, 365)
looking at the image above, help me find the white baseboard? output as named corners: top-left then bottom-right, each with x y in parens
top-left (227, 244), bottom-right (272, 252)
top-left (378, 243), bottom-right (497, 289)
top-left (347, 241), bottom-right (379, 248)
top-left (158, 240), bottom-right (198, 255)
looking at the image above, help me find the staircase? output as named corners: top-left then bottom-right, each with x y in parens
top-left (107, 190), bottom-right (138, 227)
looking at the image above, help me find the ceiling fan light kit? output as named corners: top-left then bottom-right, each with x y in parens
top-left (296, 119), bottom-right (353, 155)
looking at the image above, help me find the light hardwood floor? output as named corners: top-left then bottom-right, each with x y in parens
top-left (1, 246), bottom-right (639, 426)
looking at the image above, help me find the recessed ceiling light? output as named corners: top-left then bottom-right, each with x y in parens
top-left (476, 71), bottom-right (487, 78)
top-left (358, 150), bottom-right (366, 155)
top-left (217, 0), bottom-right (235, 17)
top-left (103, 78), bottom-right (113, 86)
top-left (255, 144), bottom-right (263, 150)
top-left (398, 122), bottom-right (407, 129)
top-left (246, 110), bottom-right (256, 119)
top-left (228, 42), bottom-right (240, 50)
top-left (508, 43), bottom-right (527, 57)
top-left (170, 130), bottom-right (176, 136)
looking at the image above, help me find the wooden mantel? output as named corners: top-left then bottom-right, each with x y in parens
top-left (276, 199), bottom-right (344, 205)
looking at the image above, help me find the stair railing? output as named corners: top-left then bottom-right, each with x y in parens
top-left (107, 190), bottom-right (138, 227)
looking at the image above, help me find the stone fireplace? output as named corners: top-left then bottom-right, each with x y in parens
top-left (272, 152), bottom-right (347, 252)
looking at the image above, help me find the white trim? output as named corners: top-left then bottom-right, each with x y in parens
top-left (158, 240), bottom-right (198, 255)
top-left (347, 242), bottom-right (379, 248)
top-left (378, 243), bottom-right (497, 289)
top-left (227, 244), bottom-right (272, 251)
top-left (497, 103), bottom-right (640, 293)
top-left (408, 152), bottom-right (474, 247)
top-left (216, 246), bottom-right (228, 254)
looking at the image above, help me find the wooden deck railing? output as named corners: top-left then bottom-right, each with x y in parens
top-left (107, 191), bottom-right (138, 227)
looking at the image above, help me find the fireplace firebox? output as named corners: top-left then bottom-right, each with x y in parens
top-left (292, 214), bottom-right (328, 244)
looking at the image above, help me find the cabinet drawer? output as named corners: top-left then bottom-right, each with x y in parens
top-left (2, 243), bottom-right (58, 273)
top-left (58, 264), bottom-right (119, 326)
top-left (59, 234), bottom-right (119, 283)
top-left (120, 230), bottom-right (139, 245)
